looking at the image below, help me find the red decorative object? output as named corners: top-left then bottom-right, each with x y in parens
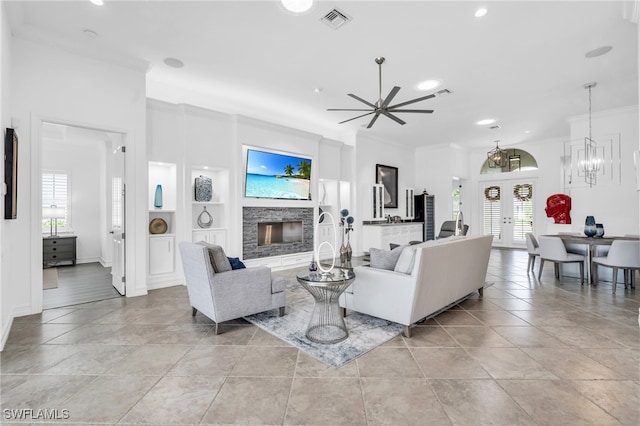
top-left (545, 194), bottom-right (572, 224)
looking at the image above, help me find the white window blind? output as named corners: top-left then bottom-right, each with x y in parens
top-left (512, 183), bottom-right (534, 242)
top-left (42, 171), bottom-right (69, 232)
top-left (112, 177), bottom-right (123, 228)
top-left (483, 185), bottom-right (501, 240)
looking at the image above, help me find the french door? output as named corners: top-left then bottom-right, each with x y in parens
top-left (481, 180), bottom-right (535, 248)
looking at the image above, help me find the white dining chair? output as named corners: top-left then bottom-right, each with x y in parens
top-left (537, 236), bottom-right (584, 285)
top-left (592, 240), bottom-right (640, 294)
top-left (525, 233), bottom-right (540, 275)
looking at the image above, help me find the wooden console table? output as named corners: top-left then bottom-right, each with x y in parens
top-left (43, 235), bottom-right (77, 268)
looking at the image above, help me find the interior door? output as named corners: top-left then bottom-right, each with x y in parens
top-left (111, 143), bottom-right (126, 295)
top-left (481, 180), bottom-right (535, 248)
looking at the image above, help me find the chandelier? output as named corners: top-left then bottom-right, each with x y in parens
top-left (582, 82), bottom-right (602, 187)
top-left (487, 140), bottom-right (508, 168)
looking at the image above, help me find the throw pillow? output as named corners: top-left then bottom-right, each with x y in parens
top-left (196, 242), bottom-right (232, 273)
top-left (394, 246), bottom-right (417, 274)
top-left (227, 257), bottom-right (246, 270)
top-left (370, 245), bottom-right (405, 271)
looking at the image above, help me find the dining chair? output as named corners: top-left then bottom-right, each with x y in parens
top-left (592, 240), bottom-right (640, 294)
top-left (537, 236), bottom-right (584, 284)
top-left (525, 233), bottom-right (540, 275)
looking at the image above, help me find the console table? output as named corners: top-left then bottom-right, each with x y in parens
top-left (43, 235), bottom-right (77, 267)
top-left (296, 269), bottom-right (355, 344)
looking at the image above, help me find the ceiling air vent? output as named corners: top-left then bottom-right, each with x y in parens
top-left (321, 8), bottom-right (352, 29)
top-left (489, 125), bottom-right (501, 130)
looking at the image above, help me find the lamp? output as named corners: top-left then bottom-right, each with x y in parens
top-left (43, 205), bottom-right (65, 237)
top-left (582, 82), bottom-right (602, 187)
top-left (487, 140), bottom-right (508, 168)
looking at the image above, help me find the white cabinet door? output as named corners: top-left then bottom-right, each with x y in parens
top-left (149, 236), bottom-right (175, 275)
top-left (192, 230), bottom-right (226, 248)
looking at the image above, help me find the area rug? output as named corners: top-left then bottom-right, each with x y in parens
top-left (245, 280), bottom-right (404, 368)
top-left (42, 268), bottom-right (58, 290)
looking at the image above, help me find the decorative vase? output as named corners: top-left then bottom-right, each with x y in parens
top-left (197, 206), bottom-right (213, 228)
top-left (584, 216), bottom-right (597, 237)
top-left (595, 223), bottom-right (605, 238)
top-left (309, 260), bottom-right (317, 272)
top-left (340, 243), bottom-right (347, 263)
top-left (346, 241), bottom-right (352, 262)
top-left (154, 184), bottom-right (163, 209)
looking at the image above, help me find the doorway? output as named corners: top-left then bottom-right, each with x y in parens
top-left (40, 122), bottom-right (126, 309)
top-left (481, 179), bottom-right (536, 248)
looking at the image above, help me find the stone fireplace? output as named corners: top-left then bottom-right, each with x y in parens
top-left (243, 207), bottom-right (314, 259)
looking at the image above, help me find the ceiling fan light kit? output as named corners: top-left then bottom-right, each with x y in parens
top-left (328, 57), bottom-right (444, 128)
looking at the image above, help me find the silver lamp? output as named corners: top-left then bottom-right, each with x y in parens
top-left (582, 82), bottom-right (602, 187)
top-left (43, 205), bottom-right (65, 236)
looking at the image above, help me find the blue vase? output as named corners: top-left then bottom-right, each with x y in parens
top-left (154, 184), bottom-right (163, 209)
top-left (595, 223), bottom-right (604, 238)
top-left (584, 216), bottom-right (597, 237)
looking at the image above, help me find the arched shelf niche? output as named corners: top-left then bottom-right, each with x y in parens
top-left (480, 148), bottom-right (538, 174)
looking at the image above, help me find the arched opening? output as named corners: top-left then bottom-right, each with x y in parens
top-left (480, 148), bottom-right (538, 174)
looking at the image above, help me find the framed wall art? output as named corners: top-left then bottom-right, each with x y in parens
top-left (4, 128), bottom-right (18, 219)
top-left (376, 164), bottom-right (398, 208)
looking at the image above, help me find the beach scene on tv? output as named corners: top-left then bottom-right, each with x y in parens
top-left (245, 149), bottom-right (311, 200)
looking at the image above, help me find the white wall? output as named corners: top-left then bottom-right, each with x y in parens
top-left (5, 37), bottom-right (147, 334)
top-left (354, 133), bottom-right (417, 253)
top-left (416, 106), bottom-right (639, 243)
top-left (42, 139), bottom-right (105, 263)
top-left (566, 106), bottom-right (639, 236)
top-left (1, 2), bottom-right (13, 349)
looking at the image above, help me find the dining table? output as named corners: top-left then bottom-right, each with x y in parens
top-left (544, 234), bottom-right (640, 285)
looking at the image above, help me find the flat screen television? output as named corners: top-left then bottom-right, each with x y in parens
top-left (245, 148), bottom-right (312, 200)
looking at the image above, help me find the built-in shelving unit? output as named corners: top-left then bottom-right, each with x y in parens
top-left (190, 166), bottom-right (229, 248)
top-left (148, 161), bottom-right (177, 279)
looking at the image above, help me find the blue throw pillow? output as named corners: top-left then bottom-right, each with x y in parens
top-left (227, 257), bottom-right (246, 270)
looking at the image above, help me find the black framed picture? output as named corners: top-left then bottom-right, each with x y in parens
top-left (4, 128), bottom-right (17, 220)
top-left (376, 164), bottom-right (398, 208)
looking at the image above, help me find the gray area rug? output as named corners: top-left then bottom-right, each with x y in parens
top-left (245, 269), bottom-right (404, 368)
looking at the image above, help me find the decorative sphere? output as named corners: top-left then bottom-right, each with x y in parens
top-left (340, 209), bottom-right (349, 217)
top-left (346, 216), bottom-right (354, 225)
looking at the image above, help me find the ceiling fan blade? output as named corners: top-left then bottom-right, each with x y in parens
top-left (328, 108), bottom-right (374, 111)
top-left (338, 111), bottom-right (375, 124)
top-left (388, 93), bottom-right (436, 109)
top-left (366, 112), bottom-right (382, 128)
top-left (348, 93), bottom-right (377, 109)
top-left (381, 86), bottom-right (401, 108)
top-left (381, 110), bottom-right (406, 126)
top-left (387, 109), bottom-right (434, 114)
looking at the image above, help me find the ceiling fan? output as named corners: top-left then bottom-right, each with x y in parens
top-left (328, 56), bottom-right (442, 128)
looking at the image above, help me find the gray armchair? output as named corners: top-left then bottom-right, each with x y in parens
top-left (178, 242), bottom-right (286, 334)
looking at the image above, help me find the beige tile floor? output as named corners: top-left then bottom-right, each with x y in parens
top-left (1, 249), bottom-right (639, 425)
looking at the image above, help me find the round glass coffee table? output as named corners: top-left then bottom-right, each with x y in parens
top-left (296, 269), bottom-right (355, 344)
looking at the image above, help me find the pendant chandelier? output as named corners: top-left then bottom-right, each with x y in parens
top-left (583, 82), bottom-right (602, 187)
top-left (487, 140), bottom-right (508, 168)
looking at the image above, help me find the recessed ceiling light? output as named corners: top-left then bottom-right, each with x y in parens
top-left (83, 29), bottom-right (98, 38)
top-left (90, 0), bottom-right (104, 6)
top-left (313, 87), bottom-right (323, 93)
top-left (416, 79), bottom-right (441, 91)
top-left (476, 118), bottom-right (496, 126)
top-left (281, 0), bottom-right (314, 14)
top-left (524, 130), bottom-right (531, 134)
top-left (163, 57), bottom-right (184, 68)
top-left (585, 46), bottom-right (613, 58)
top-left (474, 8), bottom-right (487, 18)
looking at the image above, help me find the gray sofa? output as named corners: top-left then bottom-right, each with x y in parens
top-left (178, 242), bottom-right (286, 334)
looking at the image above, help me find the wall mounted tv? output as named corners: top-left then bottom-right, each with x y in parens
top-left (245, 149), bottom-right (312, 200)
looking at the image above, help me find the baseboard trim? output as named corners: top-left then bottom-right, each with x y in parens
top-left (1, 310), bottom-right (15, 352)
